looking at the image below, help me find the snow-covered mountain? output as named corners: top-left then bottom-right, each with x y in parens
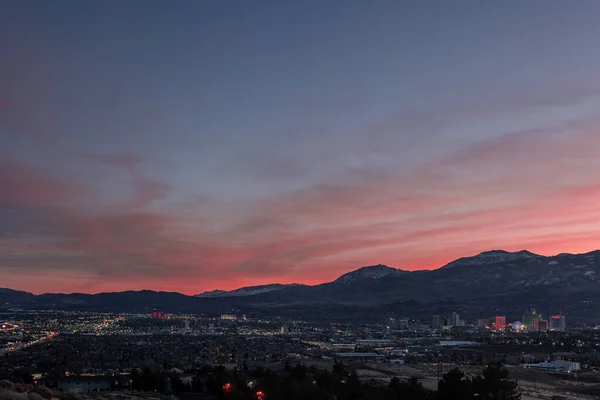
top-left (334, 264), bottom-right (406, 284)
top-left (441, 250), bottom-right (541, 269)
top-left (195, 283), bottom-right (306, 298)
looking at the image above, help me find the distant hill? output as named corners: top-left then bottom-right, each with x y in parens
top-left (333, 264), bottom-right (407, 284)
top-left (195, 283), bottom-right (307, 298)
top-left (2, 249), bottom-right (600, 322)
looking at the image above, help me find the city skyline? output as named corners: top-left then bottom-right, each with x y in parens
top-left (2, 1), bottom-right (600, 294)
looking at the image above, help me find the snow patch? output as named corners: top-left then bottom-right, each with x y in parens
top-left (442, 250), bottom-right (540, 269)
top-left (335, 265), bottom-right (405, 283)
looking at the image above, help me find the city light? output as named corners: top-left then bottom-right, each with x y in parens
top-left (495, 316), bottom-right (506, 331)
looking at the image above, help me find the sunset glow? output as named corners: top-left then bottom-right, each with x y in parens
top-left (1, 2), bottom-right (600, 294)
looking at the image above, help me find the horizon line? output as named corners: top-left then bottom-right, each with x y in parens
top-left (3, 247), bottom-right (598, 297)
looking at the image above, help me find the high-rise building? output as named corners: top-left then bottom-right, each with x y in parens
top-left (432, 315), bottom-right (442, 330)
top-left (280, 325), bottom-right (289, 335)
top-left (534, 319), bottom-right (548, 331)
top-left (495, 316), bottom-right (506, 331)
top-left (550, 315), bottom-right (566, 331)
top-left (523, 309), bottom-right (542, 331)
top-left (450, 312), bottom-right (460, 327)
top-left (152, 309), bottom-right (158, 319)
top-left (220, 314), bottom-right (237, 320)
top-left (476, 319), bottom-right (489, 329)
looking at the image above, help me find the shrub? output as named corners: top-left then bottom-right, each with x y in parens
top-left (28, 387), bottom-right (53, 400)
top-left (59, 392), bottom-right (85, 400)
top-left (0, 382), bottom-right (15, 392)
top-left (27, 393), bottom-right (44, 400)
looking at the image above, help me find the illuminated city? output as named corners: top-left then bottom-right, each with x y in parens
top-left (3, 1), bottom-right (600, 399)
top-left (1, 306), bottom-right (600, 399)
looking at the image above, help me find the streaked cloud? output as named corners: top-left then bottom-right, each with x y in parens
top-left (1, 1), bottom-right (600, 293)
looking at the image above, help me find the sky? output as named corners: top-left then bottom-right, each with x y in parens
top-left (1, 1), bottom-right (600, 295)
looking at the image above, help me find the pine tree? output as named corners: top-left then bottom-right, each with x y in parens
top-left (474, 364), bottom-right (520, 400)
top-left (438, 367), bottom-right (473, 400)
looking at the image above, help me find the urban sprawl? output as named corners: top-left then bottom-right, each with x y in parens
top-left (1, 309), bottom-right (599, 400)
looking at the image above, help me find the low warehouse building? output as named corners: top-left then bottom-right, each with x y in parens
top-left (523, 360), bottom-right (580, 373)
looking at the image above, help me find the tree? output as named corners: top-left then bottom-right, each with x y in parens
top-left (332, 361), bottom-right (347, 377)
top-left (171, 377), bottom-right (190, 392)
top-left (474, 364), bottom-right (520, 400)
top-left (28, 386), bottom-right (54, 400)
top-left (0, 380), bottom-right (15, 391)
top-left (389, 376), bottom-right (433, 400)
top-left (290, 363), bottom-right (307, 380)
top-left (13, 372), bottom-right (34, 385)
top-left (438, 367), bottom-right (473, 400)
top-left (389, 377), bottom-right (402, 392)
top-left (337, 370), bottom-right (367, 400)
top-left (405, 377), bottom-right (430, 400)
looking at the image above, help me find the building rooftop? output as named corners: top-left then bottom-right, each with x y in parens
top-left (39, 375), bottom-right (131, 383)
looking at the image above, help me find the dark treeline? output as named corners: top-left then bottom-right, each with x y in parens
top-left (131, 362), bottom-right (520, 400)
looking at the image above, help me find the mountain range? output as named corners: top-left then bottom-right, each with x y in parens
top-left (2, 249), bottom-right (600, 323)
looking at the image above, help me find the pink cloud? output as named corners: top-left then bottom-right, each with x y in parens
top-left (125, 170), bottom-right (170, 209)
top-left (0, 154), bottom-right (87, 207)
top-left (85, 152), bottom-right (169, 209)
top-left (205, 126), bottom-right (600, 283)
top-left (2, 124), bottom-right (600, 294)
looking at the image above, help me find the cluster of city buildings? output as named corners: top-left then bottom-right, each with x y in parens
top-left (220, 314), bottom-right (247, 321)
top-left (152, 309), bottom-right (169, 319)
top-left (517, 309), bottom-right (567, 332)
top-left (432, 310), bottom-right (566, 332)
top-left (431, 312), bottom-right (465, 329)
